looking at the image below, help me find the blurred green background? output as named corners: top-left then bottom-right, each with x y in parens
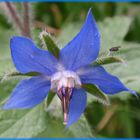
top-left (0, 2), bottom-right (140, 138)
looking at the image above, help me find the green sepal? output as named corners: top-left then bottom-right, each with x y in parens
top-left (8, 71), bottom-right (40, 77)
top-left (82, 84), bottom-right (110, 105)
top-left (47, 90), bottom-right (56, 107)
top-left (93, 56), bottom-right (125, 66)
top-left (41, 32), bottom-right (60, 59)
top-left (0, 71), bottom-right (40, 82)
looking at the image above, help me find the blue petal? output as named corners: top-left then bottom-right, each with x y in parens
top-left (67, 88), bottom-right (87, 127)
top-left (10, 36), bottom-right (58, 75)
top-left (80, 66), bottom-right (136, 95)
top-left (60, 8), bottom-right (100, 71)
top-left (3, 76), bottom-right (50, 109)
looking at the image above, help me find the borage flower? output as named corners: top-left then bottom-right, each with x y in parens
top-left (3, 9), bottom-right (136, 127)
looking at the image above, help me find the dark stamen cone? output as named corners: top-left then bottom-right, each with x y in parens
top-left (62, 96), bottom-right (68, 125)
top-left (57, 87), bottom-right (73, 125)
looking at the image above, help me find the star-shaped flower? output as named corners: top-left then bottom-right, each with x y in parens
top-left (3, 9), bottom-right (136, 127)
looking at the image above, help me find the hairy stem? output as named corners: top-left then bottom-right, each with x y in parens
top-left (5, 2), bottom-right (24, 34)
top-left (23, 2), bottom-right (31, 38)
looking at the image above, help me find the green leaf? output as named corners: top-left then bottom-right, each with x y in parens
top-left (0, 94), bottom-right (94, 137)
top-left (69, 115), bottom-right (94, 137)
top-left (35, 114), bottom-right (74, 138)
top-left (46, 96), bottom-right (94, 137)
top-left (0, 97), bottom-right (73, 138)
top-left (82, 84), bottom-right (110, 106)
top-left (0, 103), bottom-right (73, 138)
top-left (93, 56), bottom-right (125, 66)
top-left (40, 31), bottom-right (60, 58)
top-left (99, 16), bottom-right (132, 51)
top-left (0, 105), bottom-right (47, 138)
top-left (36, 114), bottom-right (94, 138)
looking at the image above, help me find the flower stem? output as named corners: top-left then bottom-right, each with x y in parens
top-left (5, 2), bottom-right (24, 34)
top-left (23, 2), bottom-right (31, 38)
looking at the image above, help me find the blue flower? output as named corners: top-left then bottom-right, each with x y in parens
top-left (3, 9), bottom-right (136, 127)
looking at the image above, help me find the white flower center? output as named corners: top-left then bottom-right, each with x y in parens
top-left (50, 70), bottom-right (81, 125)
top-left (51, 70), bottom-right (81, 92)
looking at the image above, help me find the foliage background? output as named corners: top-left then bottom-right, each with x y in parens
top-left (0, 2), bottom-right (140, 138)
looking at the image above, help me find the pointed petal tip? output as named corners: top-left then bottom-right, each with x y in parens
top-left (3, 103), bottom-right (10, 110)
top-left (3, 105), bottom-right (7, 110)
top-left (87, 8), bottom-right (96, 20)
top-left (3, 100), bottom-right (17, 110)
top-left (2, 77), bottom-right (50, 110)
top-left (86, 8), bottom-right (93, 19)
top-left (60, 7), bottom-right (100, 70)
top-left (128, 89), bottom-right (139, 98)
top-left (88, 8), bottom-right (92, 14)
